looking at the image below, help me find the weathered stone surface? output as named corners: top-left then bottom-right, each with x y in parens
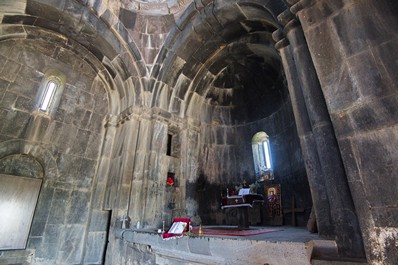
top-left (57, 154), bottom-right (82, 182)
top-left (43, 224), bottom-right (62, 244)
top-left (0, 0), bottom-right (26, 14)
top-left (119, 8), bottom-right (137, 29)
top-left (175, 30), bottom-right (202, 61)
top-left (0, 249), bottom-right (36, 265)
top-left (348, 52), bottom-right (392, 98)
top-left (201, 4), bottom-right (223, 34)
top-left (175, 3), bottom-right (198, 31)
top-left (47, 188), bottom-right (70, 224)
top-left (322, 65), bottom-right (358, 114)
top-left (1, 110), bottom-right (30, 137)
top-left (352, 129), bottom-right (398, 208)
top-left (192, 39), bottom-right (222, 63)
top-left (220, 21), bottom-right (249, 42)
top-left (1, 91), bottom-right (17, 108)
top-left (83, 231), bottom-right (107, 264)
top-left (304, 23), bottom-right (343, 88)
top-left (0, 59), bottom-right (21, 87)
top-left (70, 129), bottom-right (91, 155)
top-left (0, 154), bottom-right (44, 178)
top-left (89, 210), bottom-right (110, 232)
top-left (67, 190), bottom-right (90, 224)
top-left (8, 81), bottom-right (38, 99)
top-left (57, 224), bottom-right (85, 264)
top-left (15, 95), bottom-right (34, 112)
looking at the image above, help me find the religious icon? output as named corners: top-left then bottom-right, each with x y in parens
top-left (264, 184), bottom-right (283, 225)
top-left (267, 189), bottom-right (277, 203)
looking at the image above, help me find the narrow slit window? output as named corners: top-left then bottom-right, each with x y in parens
top-left (167, 133), bottom-right (173, 156)
top-left (263, 140), bottom-right (271, 169)
top-left (39, 81), bottom-right (57, 112)
top-left (36, 71), bottom-right (65, 115)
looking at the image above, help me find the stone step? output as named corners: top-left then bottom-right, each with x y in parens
top-left (307, 239), bottom-right (368, 265)
top-left (311, 258), bottom-right (368, 265)
top-left (307, 239), bottom-right (339, 258)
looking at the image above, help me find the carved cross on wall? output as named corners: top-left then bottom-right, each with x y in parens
top-left (284, 195), bottom-right (304, 226)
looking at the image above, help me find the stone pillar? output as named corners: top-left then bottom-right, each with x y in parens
top-left (277, 6), bottom-right (365, 258)
top-left (96, 116), bottom-right (122, 265)
top-left (83, 116), bottom-right (114, 264)
top-left (104, 116), bottom-right (141, 219)
top-left (114, 116), bottom-right (140, 218)
top-left (114, 118), bottom-right (139, 217)
top-left (143, 118), bottom-right (168, 228)
top-left (289, 0), bottom-right (398, 262)
top-left (102, 116), bottom-right (119, 211)
top-left (272, 29), bottom-right (334, 238)
top-left (179, 128), bottom-right (188, 211)
top-left (129, 116), bottom-right (153, 227)
top-left (185, 121), bottom-right (201, 224)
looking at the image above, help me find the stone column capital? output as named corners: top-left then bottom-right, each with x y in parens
top-left (289, 0), bottom-right (315, 15)
top-left (105, 114), bottom-right (119, 127)
top-left (277, 9), bottom-right (301, 36)
top-left (272, 28), bottom-right (289, 50)
top-left (277, 8), bottom-right (295, 26)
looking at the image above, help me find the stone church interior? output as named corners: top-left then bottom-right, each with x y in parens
top-left (0, 0), bottom-right (397, 264)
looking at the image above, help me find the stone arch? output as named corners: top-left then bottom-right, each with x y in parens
top-left (1, 0), bottom-right (147, 113)
top-left (0, 153), bottom-right (44, 179)
top-left (0, 140), bottom-right (58, 180)
top-left (151, 0), bottom-right (287, 125)
top-left (154, 0), bottom-right (296, 226)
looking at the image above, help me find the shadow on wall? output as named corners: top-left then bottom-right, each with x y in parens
top-left (187, 173), bottom-right (223, 225)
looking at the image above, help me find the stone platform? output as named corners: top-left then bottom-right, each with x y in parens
top-left (116, 226), bottom-right (346, 265)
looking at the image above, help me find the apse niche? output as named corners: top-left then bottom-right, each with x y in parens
top-left (172, 3), bottom-right (312, 227)
top-left (194, 42), bottom-right (307, 225)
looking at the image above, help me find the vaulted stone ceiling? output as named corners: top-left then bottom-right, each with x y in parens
top-left (1, 0), bottom-right (288, 125)
top-left (151, 0), bottom-right (289, 125)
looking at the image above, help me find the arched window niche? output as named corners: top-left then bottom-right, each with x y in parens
top-left (252, 131), bottom-right (273, 181)
top-left (36, 69), bottom-right (65, 115)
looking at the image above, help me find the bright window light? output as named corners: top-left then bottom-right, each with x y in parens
top-left (252, 131), bottom-right (273, 178)
top-left (263, 140), bottom-right (271, 169)
top-left (40, 81), bottom-right (57, 112)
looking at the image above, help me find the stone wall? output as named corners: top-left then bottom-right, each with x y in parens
top-left (0, 37), bottom-right (109, 264)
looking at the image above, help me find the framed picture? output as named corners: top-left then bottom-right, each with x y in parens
top-left (264, 184), bottom-right (282, 225)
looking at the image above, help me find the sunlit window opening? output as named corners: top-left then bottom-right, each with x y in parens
top-left (263, 140), bottom-right (271, 169)
top-left (36, 71), bottom-right (65, 115)
top-left (252, 131), bottom-right (273, 180)
top-left (39, 81), bottom-right (57, 112)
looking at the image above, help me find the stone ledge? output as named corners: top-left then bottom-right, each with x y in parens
top-left (311, 258), bottom-right (368, 265)
top-left (118, 228), bottom-right (317, 265)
